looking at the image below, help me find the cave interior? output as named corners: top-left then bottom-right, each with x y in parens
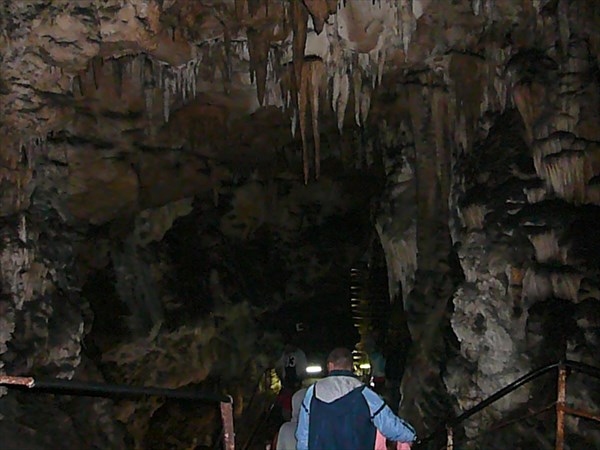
top-left (1, 0), bottom-right (600, 449)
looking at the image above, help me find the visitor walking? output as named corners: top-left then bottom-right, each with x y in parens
top-left (295, 347), bottom-right (416, 450)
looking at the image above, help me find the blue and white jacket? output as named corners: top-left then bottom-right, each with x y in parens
top-left (295, 370), bottom-right (416, 450)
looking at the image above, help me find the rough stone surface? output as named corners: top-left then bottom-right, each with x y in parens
top-left (1, 0), bottom-right (600, 449)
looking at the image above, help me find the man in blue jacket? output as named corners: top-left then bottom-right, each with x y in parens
top-left (296, 347), bottom-right (417, 450)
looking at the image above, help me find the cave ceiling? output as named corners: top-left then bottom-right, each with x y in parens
top-left (2, 1), bottom-right (600, 449)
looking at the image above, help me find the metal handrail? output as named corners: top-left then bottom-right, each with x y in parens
top-left (416, 359), bottom-right (600, 448)
top-left (0, 375), bottom-right (235, 450)
top-left (0, 375), bottom-right (231, 403)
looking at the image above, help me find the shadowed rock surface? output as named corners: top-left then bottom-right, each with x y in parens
top-left (1, 1), bottom-right (600, 449)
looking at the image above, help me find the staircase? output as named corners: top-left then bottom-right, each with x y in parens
top-left (350, 261), bottom-right (390, 365)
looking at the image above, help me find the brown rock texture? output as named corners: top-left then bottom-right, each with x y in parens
top-left (1, 0), bottom-right (600, 449)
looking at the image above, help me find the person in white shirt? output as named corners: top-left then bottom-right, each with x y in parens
top-left (274, 388), bottom-right (308, 450)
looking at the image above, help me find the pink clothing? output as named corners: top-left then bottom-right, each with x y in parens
top-left (375, 430), bottom-right (412, 450)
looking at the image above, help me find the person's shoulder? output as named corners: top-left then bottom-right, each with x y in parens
top-left (314, 374), bottom-right (363, 399)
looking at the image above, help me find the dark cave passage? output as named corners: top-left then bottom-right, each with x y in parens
top-left (2, 1), bottom-right (600, 449)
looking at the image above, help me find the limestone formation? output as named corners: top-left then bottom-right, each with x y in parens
top-left (1, 0), bottom-right (600, 449)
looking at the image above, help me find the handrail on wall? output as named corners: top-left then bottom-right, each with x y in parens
top-left (416, 359), bottom-right (600, 449)
top-left (0, 374), bottom-right (236, 450)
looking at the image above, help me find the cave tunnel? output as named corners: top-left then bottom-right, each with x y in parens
top-left (1, 1), bottom-right (600, 449)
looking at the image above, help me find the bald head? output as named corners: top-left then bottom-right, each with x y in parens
top-left (327, 347), bottom-right (353, 372)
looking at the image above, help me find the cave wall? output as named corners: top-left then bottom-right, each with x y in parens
top-left (1, 0), bottom-right (600, 449)
top-left (368, 1), bottom-right (600, 446)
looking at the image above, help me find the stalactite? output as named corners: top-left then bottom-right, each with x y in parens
top-left (223, 28), bottom-right (232, 94)
top-left (359, 85), bottom-right (371, 126)
top-left (532, 136), bottom-right (561, 179)
top-left (551, 272), bottom-right (582, 302)
top-left (523, 268), bottom-right (552, 302)
top-left (365, 139), bottom-right (374, 167)
top-left (332, 70), bottom-right (349, 132)
top-left (18, 214), bottom-right (27, 244)
top-left (376, 221), bottom-right (418, 304)
top-left (299, 58), bottom-right (325, 184)
top-left (302, 0), bottom-right (333, 34)
top-left (528, 231), bottom-right (562, 263)
top-left (247, 0), bottom-right (262, 16)
top-left (376, 48), bottom-right (386, 86)
top-left (291, 108), bottom-right (298, 138)
top-left (153, 55), bottom-right (202, 124)
top-left (263, 48), bottom-right (282, 107)
top-left (235, 0), bottom-right (246, 18)
top-left (483, 0), bottom-right (496, 20)
top-left (247, 29), bottom-right (270, 106)
top-left (524, 187), bottom-right (546, 203)
top-left (113, 58), bottom-right (122, 98)
top-left (399, 0), bottom-right (416, 54)
top-left (299, 62), bottom-right (310, 184)
top-left (73, 75), bottom-right (84, 98)
top-left (353, 67), bottom-right (362, 126)
top-left (558, 0), bottom-right (570, 56)
top-left (91, 57), bottom-right (102, 90)
top-left (310, 59), bottom-right (324, 180)
top-left (493, 75), bottom-right (507, 112)
top-left (291, 0), bottom-right (309, 107)
top-left (539, 150), bottom-right (589, 204)
top-left (163, 77), bottom-right (170, 123)
top-left (459, 204), bottom-right (487, 230)
top-left (17, 135), bottom-right (46, 171)
top-left (112, 239), bottom-right (164, 333)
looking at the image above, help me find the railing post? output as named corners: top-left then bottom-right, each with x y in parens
top-left (446, 425), bottom-right (453, 450)
top-left (220, 397), bottom-right (235, 450)
top-left (555, 364), bottom-right (567, 450)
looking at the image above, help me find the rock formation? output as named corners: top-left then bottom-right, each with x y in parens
top-left (1, 0), bottom-right (599, 448)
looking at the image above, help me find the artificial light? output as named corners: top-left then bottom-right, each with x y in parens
top-left (306, 365), bottom-right (322, 374)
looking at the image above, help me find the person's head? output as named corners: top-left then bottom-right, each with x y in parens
top-left (327, 347), bottom-right (353, 372)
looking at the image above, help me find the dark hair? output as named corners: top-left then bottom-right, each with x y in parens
top-left (327, 347), bottom-right (353, 370)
